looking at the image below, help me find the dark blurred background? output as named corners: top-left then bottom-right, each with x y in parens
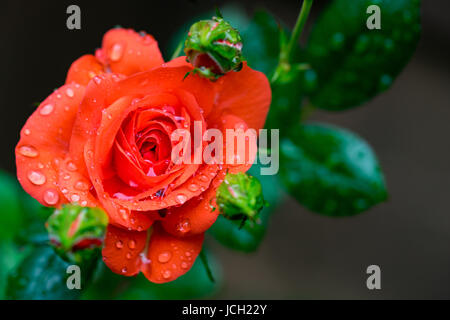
top-left (1, 0), bottom-right (449, 299)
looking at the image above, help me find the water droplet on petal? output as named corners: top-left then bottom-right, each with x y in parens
top-left (128, 240), bottom-right (136, 249)
top-left (40, 104), bottom-right (54, 116)
top-left (176, 219), bottom-right (191, 233)
top-left (70, 194), bottom-right (80, 202)
top-left (66, 161), bottom-right (77, 171)
top-left (121, 267), bottom-right (128, 274)
top-left (24, 129), bottom-right (31, 135)
top-left (43, 189), bottom-right (59, 205)
top-left (110, 43), bottom-right (124, 61)
top-left (66, 88), bottom-right (74, 98)
top-left (185, 251), bottom-right (191, 257)
top-left (176, 194), bottom-right (187, 204)
top-left (119, 208), bottom-right (128, 220)
top-left (93, 76), bottom-right (102, 85)
top-left (162, 270), bottom-right (171, 279)
top-left (28, 170), bottom-right (46, 185)
top-left (181, 262), bottom-right (188, 269)
top-left (126, 253), bottom-right (132, 259)
top-left (18, 145), bottom-right (38, 158)
top-left (188, 183), bottom-right (199, 192)
top-left (158, 251), bottom-right (172, 263)
top-left (116, 240), bottom-right (123, 249)
top-left (74, 180), bottom-right (89, 191)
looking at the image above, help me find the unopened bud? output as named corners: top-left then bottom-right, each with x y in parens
top-left (216, 172), bottom-right (265, 222)
top-left (46, 205), bottom-right (108, 264)
top-left (184, 13), bottom-right (243, 80)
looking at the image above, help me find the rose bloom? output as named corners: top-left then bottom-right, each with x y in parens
top-left (15, 28), bottom-right (271, 283)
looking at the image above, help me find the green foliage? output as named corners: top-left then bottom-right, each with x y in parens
top-left (306, 0), bottom-right (421, 110)
top-left (209, 163), bottom-right (284, 252)
top-left (0, 241), bottom-right (30, 299)
top-left (0, 171), bottom-right (24, 241)
top-left (6, 246), bottom-right (81, 300)
top-left (82, 249), bottom-right (220, 300)
top-left (280, 123), bottom-right (387, 216)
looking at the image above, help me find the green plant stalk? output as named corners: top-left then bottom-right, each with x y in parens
top-left (272, 0), bottom-right (314, 83)
top-left (170, 37), bottom-right (185, 61)
top-left (285, 0), bottom-right (314, 63)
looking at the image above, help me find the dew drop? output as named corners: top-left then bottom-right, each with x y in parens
top-left (162, 270), bottom-right (171, 279)
top-left (185, 251), bottom-right (191, 257)
top-left (176, 194), bottom-right (187, 204)
top-left (110, 43), bottom-right (124, 61)
top-left (176, 219), bottom-right (191, 234)
top-left (116, 240), bottom-right (123, 249)
top-left (158, 251), bottom-right (172, 263)
top-left (71, 194), bottom-right (80, 202)
top-left (40, 104), bottom-right (54, 116)
top-left (181, 262), bottom-right (188, 269)
top-left (126, 253), bottom-right (132, 259)
top-left (93, 76), bottom-right (102, 85)
top-left (119, 208), bottom-right (128, 220)
top-left (121, 267), bottom-right (128, 274)
top-left (18, 145), bottom-right (38, 158)
top-left (74, 180), bottom-right (89, 191)
top-left (66, 88), bottom-right (74, 98)
top-left (66, 161), bottom-right (77, 171)
top-left (24, 129), bottom-right (31, 135)
top-left (28, 170), bottom-right (46, 185)
top-left (188, 183), bottom-right (199, 192)
top-left (128, 240), bottom-right (136, 249)
top-left (43, 189), bottom-right (59, 205)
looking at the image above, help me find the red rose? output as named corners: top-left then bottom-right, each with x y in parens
top-left (15, 28), bottom-right (271, 283)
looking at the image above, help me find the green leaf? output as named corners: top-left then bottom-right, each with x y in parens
top-left (117, 249), bottom-right (220, 300)
top-left (80, 262), bottom-right (125, 300)
top-left (0, 241), bottom-right (31, 299)
top-left (306, 0), bottom-right (421, 110)
top-left (0, 171), bottom-right (24, 241)
top-left (280, 123), bottom-right (387, 216)
top-left (6, 245), bottom-right (98, 300)
top-left (6, 246), bottom-right (79, 299)
top-left (209, 163), bottom-right (284, 252)
top-left (242, 10), bottom-right (305, 130)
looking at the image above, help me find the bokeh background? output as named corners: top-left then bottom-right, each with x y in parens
top-left (1, 0), bottom-right (449, 299)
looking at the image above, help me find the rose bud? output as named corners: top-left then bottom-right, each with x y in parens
top-left (184, 13), bottom-right (244, 80)
top-left (216, 172), bottom-right (265, 224)
top-left (46, 205), bottom-right (108, 264)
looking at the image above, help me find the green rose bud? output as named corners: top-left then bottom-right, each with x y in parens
top-left (216, 172), bottom-right (266, 224)
top-left (46, 205), bottom-right (108, 264)
top-left (184, 12), bottom-right (244, 80)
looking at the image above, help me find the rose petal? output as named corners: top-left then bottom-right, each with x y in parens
top-left (58, 156), bottom-right (99, 207)
top-left (161, 170), bottom-right (226, 237)
top-left (70, 73), bottom-right (123, 164)
top-left (209, 62), bottom-right (271, 131)
top-left (85, 138), bottom-right (155, 230)
top-left (141, 224), bottom-right (204, 283)
top-left (99, 28), bottom-right (164, 75)
top-left (111, 66), bottom-right (216, 118)
top-left (102, 225), bottom-right (148, 276)
top-left (66, 55), bottom-right (104, 86)
top-left (16, 83), bottom-right (85, 206)
top-left (219, 114), bottom-right (257, 174)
